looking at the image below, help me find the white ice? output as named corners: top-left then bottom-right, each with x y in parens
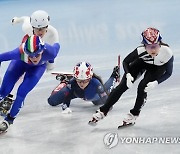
top-left (0, 0), bottom-right (180, 154)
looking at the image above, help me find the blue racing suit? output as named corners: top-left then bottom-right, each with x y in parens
top-left (0, 42), bottom-right (60, 123)
top-left (48, 76), bottom-right (116, 108)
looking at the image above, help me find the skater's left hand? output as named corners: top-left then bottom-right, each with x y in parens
top-left (46, 62), bottom-right (55, 72)
top-left (145, 81), bottom-right (158, 92)
top-left (126, 73), bottom-right (134, 88)
top-left (62, 108), bottom-right (72, 114)
top-left (61, 103), bottom-right (72, 114)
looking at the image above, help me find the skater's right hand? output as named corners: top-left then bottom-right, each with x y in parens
top-left (126, 73), bottom-right (134, 88)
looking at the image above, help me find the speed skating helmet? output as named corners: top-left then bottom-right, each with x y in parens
top-left (24, 35), bottom-right (44, 57)
top-left (73, 62), bottom-right (93, 80)
top-left (30, 10), bottom-right (50, 28)
top-left (142, 27), bottom-right (162, 44)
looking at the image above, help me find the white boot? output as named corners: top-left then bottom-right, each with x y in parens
top-left (88, 110), bottom-right (105, 125)
top-left (123, 113), bottom-right (138, 124)
top-left (0, 120), bottom-right (9, 132)
top-left (93, 110), bottom-right (105, 120)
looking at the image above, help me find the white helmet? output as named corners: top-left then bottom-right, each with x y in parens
top-left (30, 10), bottom-right (50, 28)
top-left (73, 62), bottom-right (93, 80)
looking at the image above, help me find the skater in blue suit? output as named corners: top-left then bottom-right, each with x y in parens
top-left (0, 35), bottom-right (60, 132)
top-left (48, 62), bottom-right (120, 114)
top-left (11, 10), bottom-right (59, 72)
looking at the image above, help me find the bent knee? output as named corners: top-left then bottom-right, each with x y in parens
top-left (48, 97), bottom-right (58, 106)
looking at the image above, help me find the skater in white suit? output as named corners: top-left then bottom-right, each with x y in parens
top-left (11, 10), bottom-right (59, 71)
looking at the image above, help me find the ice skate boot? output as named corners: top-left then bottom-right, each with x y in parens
top-left (0, 94), bottom-right (14, 116)
top-left (118, 113), bottom-right (138, 129)
top-left (0, 120), bottom-right (10, 133)
top-left (88, 109), bottom-right (106, 126)
top-left (123, 113), bottom-right (137, 125)
top-left (56, 74), bottom-right (69, 83)
top-left (0, 114), bottom-right (14, 133)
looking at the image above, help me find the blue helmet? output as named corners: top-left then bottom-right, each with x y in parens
top-left (24, 35), bottom-right (44, 57)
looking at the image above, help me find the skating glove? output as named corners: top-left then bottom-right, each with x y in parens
top-left (46, 62), bottom-right (55, 72)
top-left (62, 108), bottom-right (72, 114)
top-left (61, 103), bottom-right (72, 114)
top-left (144, 81), bottom-right (158, 92)
top-left (126, 73), bottom-right (134, 88)
top-left (11, 17), bottom-right (21, 25)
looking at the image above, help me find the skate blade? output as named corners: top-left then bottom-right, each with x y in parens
top-left (88, 122), bottom-right (97, 126)
top-left (88, 119), bottom-right (98, 126)
top-left (0, 130), bottom-right (7, 135)
top-left (118, 122), bottom-right (135, 129)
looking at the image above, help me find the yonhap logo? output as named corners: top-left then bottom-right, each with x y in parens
top-left (103, 132), bottom-right (119, 149)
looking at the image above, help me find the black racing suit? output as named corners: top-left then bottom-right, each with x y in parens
top-left (100, 45), bottom-right (174, 116)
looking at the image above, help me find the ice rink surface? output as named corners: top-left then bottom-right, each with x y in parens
top-left (0, 0), bottom-right (180, 154)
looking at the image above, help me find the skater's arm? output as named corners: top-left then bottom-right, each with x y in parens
top-left (123, 48), bottom-right (139, 74)
top-left (44, 43), bottom-right (60, 60)
top-left (94, 83), bottom-right (108, 105)
top-left (157, 56), bottom-right (174, 84)
top-left (0, 48), bottom-right (21, 62)
top-left (48, 25), bottom-right (59, 43)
